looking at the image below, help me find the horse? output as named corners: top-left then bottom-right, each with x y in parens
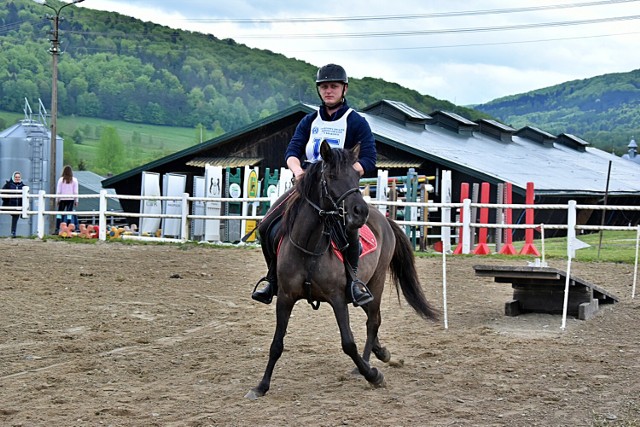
top-left (245, 140), bottom-right (438, 400)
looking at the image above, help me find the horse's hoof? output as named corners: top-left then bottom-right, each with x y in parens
top-left (375, 347), bottom-right (391, 363)
top-left (244, 389), bottom-right (264, 400)
top-left (368, 368), bottom-right (386, 388)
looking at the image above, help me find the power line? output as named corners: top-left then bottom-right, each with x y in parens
top-left (181, 0), bottom-right (640, 24)
top-left (231, 15), bottom-right (640, 39)
top-left (285, 30), bottom-right (640, 53)
top-left (60, 14), bottom-right (640, 42)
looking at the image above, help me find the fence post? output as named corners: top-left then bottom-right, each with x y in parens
top-left (99, 190), bottom-right (107, 241)
top-left (21, 186), bottom-right (29, 219)
top-left (453, 183), bottom-right (470, 254)
top-left (462, 198), bottom-right (472, 254)
top-left (519, 181), bottom-right (540, 256)
top-left (181, 192), bottom-right (189, 242)
top-left (499, 182), bottom-right (517, 255)
top-left (473, 182), bottom-right (491, 255)
top-left (37, 190), bottom-right (46, 239)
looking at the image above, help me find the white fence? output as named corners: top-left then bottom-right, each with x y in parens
top-left (2, 186), bottom-right (640, 249)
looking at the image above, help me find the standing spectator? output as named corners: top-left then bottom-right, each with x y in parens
top-left (2, 171), bottom-right (25, 237)
top-left (55, 165), bottom-right (79, 233)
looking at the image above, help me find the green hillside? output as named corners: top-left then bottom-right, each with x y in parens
top-left (0, 0), bottom-right (487, 174)
top-left (474, 69), bottom-right (640, 155)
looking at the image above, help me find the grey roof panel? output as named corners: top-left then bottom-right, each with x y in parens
top-left (362, 111), bottom-right (640, 195)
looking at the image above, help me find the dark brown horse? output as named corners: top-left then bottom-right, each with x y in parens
top-left (246, 140), bottom-right (438, 400)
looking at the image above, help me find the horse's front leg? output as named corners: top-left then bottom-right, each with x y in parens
top-left (332, 303), bottom-right (385, 388)
top-left (245, 296), bottom-right (294, 400)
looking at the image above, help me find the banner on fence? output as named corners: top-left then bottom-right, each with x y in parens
top-left (140, 171), bottom-right (161, 235)
top-left (376, 169), bottom-right (388, 215)
top-left (204, 165), bottom-right (223, 241)
top-left (277, 167), bottom-right (294, 198)
top-left (242, 166), bottom-right (260, 242)
top-left (162, 173), bottom-right (186, 237)
top-left (192, 176), bottom-right (205, 239)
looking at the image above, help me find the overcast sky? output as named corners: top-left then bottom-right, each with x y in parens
top-left (75, 0), bottom-right (640, 106)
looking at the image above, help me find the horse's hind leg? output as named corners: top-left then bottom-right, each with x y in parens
top-left (245, 297), bottom-right (294, 400)
top-left (332, 303), bottom-right (385, 388)
top-left (358, 303), bottom-right (390, 367)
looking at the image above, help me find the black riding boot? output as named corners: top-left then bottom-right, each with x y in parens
top-left (251, 273), bottom-right (276, 304)
top-left (251, 260), bottom-right (278, 304)
top-left (252, 217), bottom-right (281, 305)
top-left (345, 232), bottom-right (373, 307)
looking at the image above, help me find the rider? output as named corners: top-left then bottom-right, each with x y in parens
top-left (252, 63), bottom-right (377, 307)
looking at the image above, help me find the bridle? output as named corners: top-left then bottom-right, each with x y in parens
top-left (288, 160), bottom-right (362, 310)
top-left (289, 160), bottom-right (361, 257)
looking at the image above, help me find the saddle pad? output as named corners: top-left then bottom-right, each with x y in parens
top-left (331, 224), bottom-right (377, 262)
top-left (276, 224), bottom-right (378, 261)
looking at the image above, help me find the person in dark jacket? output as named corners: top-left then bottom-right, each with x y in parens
top-left (251, 64), bottom-right (377, 307)
top-left (2, 171), bottom-right (25, 237)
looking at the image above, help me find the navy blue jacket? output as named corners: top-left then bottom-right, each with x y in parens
top-left (2, 179), bottom-right (25, 207)
top-left (284, 100), bottom-right (377, 173)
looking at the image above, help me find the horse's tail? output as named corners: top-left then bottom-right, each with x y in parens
top-left (388, 218), bottom-right (439, 321)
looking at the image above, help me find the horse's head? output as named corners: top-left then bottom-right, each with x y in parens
top-left (311, 140), bottom-right (369, 230)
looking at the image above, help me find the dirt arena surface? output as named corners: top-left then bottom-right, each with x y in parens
top-left (1, 238), bottom-right (639, 426)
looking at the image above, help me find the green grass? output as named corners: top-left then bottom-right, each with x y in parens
top-left (416, 230), bottom-right (639, 265)
top-left (1, 110), bottom-right (199, 172)
top-left (535, 229), bottom-right (639, 263)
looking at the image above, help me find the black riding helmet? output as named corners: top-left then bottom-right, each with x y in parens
top-left (315, 64), bottom-right (348, 108)
top-left (316, 64), bottom-right (348, 85)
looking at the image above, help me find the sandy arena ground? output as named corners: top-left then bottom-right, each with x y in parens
top-left (1, 238), bottom-right (639, 426)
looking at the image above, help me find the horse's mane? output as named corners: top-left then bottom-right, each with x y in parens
top-left (281, 148), bottom-right (355, 236)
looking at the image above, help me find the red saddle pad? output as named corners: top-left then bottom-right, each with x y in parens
top-left (331, 224), bottom-right (377, 262)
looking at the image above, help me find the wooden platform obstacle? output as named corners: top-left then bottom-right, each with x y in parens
top-left (473, 265), bottom-right (619, 320)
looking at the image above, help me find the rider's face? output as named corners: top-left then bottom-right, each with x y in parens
top-left (318, 82), bottom-right (347, 107)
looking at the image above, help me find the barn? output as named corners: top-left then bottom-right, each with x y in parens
top-left (102, 99), bottom-right (640, 234)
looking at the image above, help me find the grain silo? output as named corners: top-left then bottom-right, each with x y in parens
top-left (0, 100), bottom-right (62, 237)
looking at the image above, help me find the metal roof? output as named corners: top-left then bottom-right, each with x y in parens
top-left (363, 108), bottom-right (640, 196)
top-left (185, 157), bottom-right (262, 168)
top-left (376, 159), bottom-right (425, 169)
top-left (102, 101), bottom-right (640, 198)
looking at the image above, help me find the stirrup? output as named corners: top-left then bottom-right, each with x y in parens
top-left (350, 278), bottom-right (373, 307)
top-left (251, 276), bottom-right (275, 305)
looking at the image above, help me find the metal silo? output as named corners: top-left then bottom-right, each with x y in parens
top-left (0, 100), bottom-right (62, 237)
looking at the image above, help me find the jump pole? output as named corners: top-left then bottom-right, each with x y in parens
top-left (498, 182), bottom-right (517, 255)
top-left (633, 224), bottom-right (639, 299)
top-left (441, 235), bottom-right (449, 329)
top-left (519, 181), bottom-right (540, 256)
top-left (453, 183), bottom-right (470, 255)
top-left (473, 182), bottom-right (491, 255)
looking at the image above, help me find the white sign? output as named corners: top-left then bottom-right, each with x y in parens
top-left (204, 165), bottom-right (222, 241)
top-left (162, 173), bottom-right (186, 237)
top-left (140, 171), bottom-right (161, 235)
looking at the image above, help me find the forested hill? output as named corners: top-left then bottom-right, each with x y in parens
top-left (0, 0), bottom-right (485, 135)
top-left (474, 69), bottom-right (640, 155)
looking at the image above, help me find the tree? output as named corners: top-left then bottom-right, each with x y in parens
top-left (63, 136), bottom-right (79, 169)
top-left (95, 126), bottom-right (125, 175)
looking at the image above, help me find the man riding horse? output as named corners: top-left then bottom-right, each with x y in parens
top-left (252, 64), bottom-right (377, 307)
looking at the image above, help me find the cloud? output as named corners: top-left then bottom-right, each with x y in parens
top-left (78, 1), bottom-right (640, 105)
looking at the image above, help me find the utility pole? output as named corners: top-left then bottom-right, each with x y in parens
top-left (34, 0), bottom-right (85, 232)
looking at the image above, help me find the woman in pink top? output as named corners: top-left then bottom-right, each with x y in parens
top-left (55, 165), bottom-right (79, 233)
